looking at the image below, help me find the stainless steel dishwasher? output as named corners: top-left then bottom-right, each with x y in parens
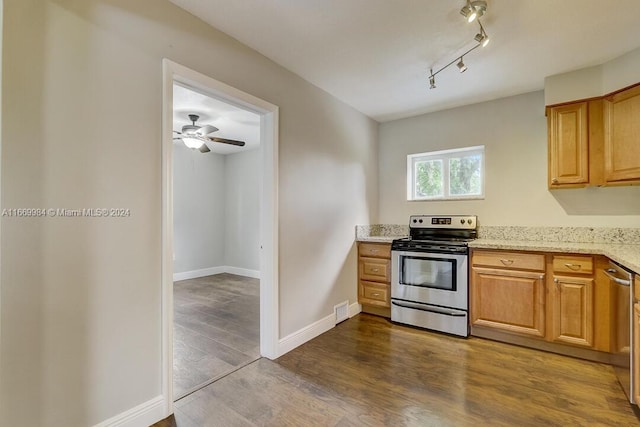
top-left (606, 260), bottom-right (635, 404)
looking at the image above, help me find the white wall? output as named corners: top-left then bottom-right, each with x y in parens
top-left (173, 144), bottom-right (226, 273)
top-left (0, 0), bottom-right (378, 425)
top-left (225, 148), bottom-right (261, 272)
top-left (173, 145), bottom-right (260, 276)
top-left (378, 91), bottom-right (640, 227)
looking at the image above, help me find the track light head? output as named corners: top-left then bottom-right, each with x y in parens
top-left (457, 58), bottom-right (467, 73)
top-left (429, 73), bottom-right (436, 89)
top-left (461, 0), bottom-right (487, 23)
top-left (474, 31), bottom-right (489, 47)
top-left (460, 1), bottom-right (477, 23)
top-left (475, 21), bottom-right (490, 47)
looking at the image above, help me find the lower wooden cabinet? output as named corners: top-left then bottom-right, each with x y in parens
top-left (549, 276), bottom-right (594, 347)
top-left (471, 267), bottom-right (546, 337)
top-left (357, 242), bottom-right (391, 315)
top-left (471, 250), bottom-right (611, 355)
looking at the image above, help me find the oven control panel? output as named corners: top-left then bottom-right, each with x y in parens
top-left (409, 215), bottom-right (477, 230)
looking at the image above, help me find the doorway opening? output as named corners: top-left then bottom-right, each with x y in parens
top-left (161, 60), bottom-right (279, 411)
top-left (172, 83), bottom-right (262, 399)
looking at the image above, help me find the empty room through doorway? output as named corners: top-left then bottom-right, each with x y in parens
top-left (172, 82), bottom-right (262, 400)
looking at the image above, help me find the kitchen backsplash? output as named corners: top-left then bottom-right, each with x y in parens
top-left (357, 224), bottom-right (640, 245)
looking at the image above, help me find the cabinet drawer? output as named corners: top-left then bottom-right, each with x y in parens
top-left (472, 250), bottom-right (545, 272)
top-left (358, 242), bottom-right (391, 259)
top-left (552, 255), bottom-right (593, 275)
top-left (359, 257), bottom-right (390, 282)
top-left (359, 280), bottom-right (390, 307)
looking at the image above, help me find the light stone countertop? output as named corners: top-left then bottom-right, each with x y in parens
top-left (469, 239), bottom-right (640, 274)
top-left (355, 224), bottom-right (640, 274)
top-left (356, 235), bottom-right (403, 243)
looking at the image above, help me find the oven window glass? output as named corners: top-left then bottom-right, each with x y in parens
top-left (399, 256), bottom-right (456, 290)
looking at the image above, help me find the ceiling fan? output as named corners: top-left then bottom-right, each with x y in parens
top-left (173, 114), bottom-right (246, 153)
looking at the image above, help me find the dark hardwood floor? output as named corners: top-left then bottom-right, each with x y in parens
top-left (173, 273), bottom-right (260, 399)
top-left (158, 313), bottom-right (640, 426)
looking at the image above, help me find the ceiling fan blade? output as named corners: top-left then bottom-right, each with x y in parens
top-left (198, 143), bottom-right (211, 153)
top-left (173, 130), bottom-right (182, 134)
top-left (196, 125), bottom-right (219, 136)
top-left (209, 137), bottom-right (246, 147)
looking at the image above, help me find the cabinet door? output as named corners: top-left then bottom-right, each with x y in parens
top-left (634, 304), bottom-right (640, 405)
top-left (604, 84), bottom-right (640, 183)
top-left (471, 268), bottom-right (545, 337)
top-left (550, 276), bottom-right (594, 347)
top-left (548, 102), bottom-right (589, 187)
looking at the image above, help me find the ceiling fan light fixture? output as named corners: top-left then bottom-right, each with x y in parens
top-left (182, 137), bottom-right (204, 149)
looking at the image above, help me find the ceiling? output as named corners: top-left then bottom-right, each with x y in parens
top-left (169, 0), bottom-right (640, 122)
top-left (173, 83), bottom-right (260, 155)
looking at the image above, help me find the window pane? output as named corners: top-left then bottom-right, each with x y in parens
top-left (449, 154), bottom-right (481, 196)
top-left (415, 159), bottom-right (443, 198)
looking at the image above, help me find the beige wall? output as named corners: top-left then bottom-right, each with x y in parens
top-left (545, 47), bottom-right (640, 105)
top-left (378, 90), bottom-right (640, 227)
top-left (0, 0), bottom-right (378, 425)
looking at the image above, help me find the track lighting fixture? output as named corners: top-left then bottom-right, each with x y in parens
top-left (474, 21), bottom-right (490, 47)
top-left (427, 1), bottom-right (492, 90)
top-left (457, 57), bottom-right (467, 73)
top-left (460, 0), bottom-right (487, 23)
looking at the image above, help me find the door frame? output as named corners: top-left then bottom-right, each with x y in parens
top-left (161, 59), bottom-right (279, 413)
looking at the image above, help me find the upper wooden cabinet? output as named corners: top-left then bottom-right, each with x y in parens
top-left (547, 82), bottom-right (640, 188)
top-left (604, 84), bottom-right (640, 184)
top-left (546, 100), bottom-right (604, 188)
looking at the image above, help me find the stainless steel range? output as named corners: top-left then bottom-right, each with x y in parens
top-left (391, 215), bottom-right (477, 337)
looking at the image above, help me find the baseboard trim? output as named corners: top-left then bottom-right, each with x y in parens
top-left (224, 266), bottom-right (260, 279)
top-left (93, 395), bottom-right (165, 427)
top-left (278, 312), bottom-right (335, 357)
top-left (349, 302), bottom-right (362, 318)
top-left (173, 266), bottom-right (225, 281)
top-left (173, 266), bottom-right (260, 281)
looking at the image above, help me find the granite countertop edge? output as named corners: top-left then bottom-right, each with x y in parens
top-left (355, 236), bottom-right (640, 274)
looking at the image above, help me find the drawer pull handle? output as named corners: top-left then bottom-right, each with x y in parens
top-left (564, 263), bottom-right (581, 271)
top-left (371, 249), bottom-right (379, 253)
top-left (372, 293), bottom-right (381, 297)
top-left (500, 259), bottom-right (514, 266)
top-left (551, 178), bottom-right (558, 184)
top-left (371, 268), bottom-right (379, 272)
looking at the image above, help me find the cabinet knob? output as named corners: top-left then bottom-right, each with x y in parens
top-left (551, 178), bottom-right (558, 184)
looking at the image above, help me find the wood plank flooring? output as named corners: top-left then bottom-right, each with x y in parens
top-left (158, 313), bottom-right (640, 426)
top-left (173, 273), bottom-right (260, 399)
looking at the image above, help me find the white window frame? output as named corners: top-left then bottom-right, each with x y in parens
top-left (407, 145), bottom-right (485, 201)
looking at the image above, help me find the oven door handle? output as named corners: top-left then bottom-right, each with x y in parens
top-left (392, 300), bottom-right (466, 317)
